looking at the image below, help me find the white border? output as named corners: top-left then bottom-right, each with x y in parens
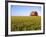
top-left (8, 2), bottom-right (43, 35)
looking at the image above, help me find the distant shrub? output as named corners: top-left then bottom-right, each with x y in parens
top-left (30, 11), bottom-right (38, 16)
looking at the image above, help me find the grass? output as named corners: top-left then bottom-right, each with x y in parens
top-left (11, 16), bottom-right (41, 31)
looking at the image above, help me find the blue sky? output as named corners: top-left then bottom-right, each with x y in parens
top-left (11, 5), bottom-right (41, 16)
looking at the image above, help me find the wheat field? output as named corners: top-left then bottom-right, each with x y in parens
top-left (11, 16), bottom-right (41, 31)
